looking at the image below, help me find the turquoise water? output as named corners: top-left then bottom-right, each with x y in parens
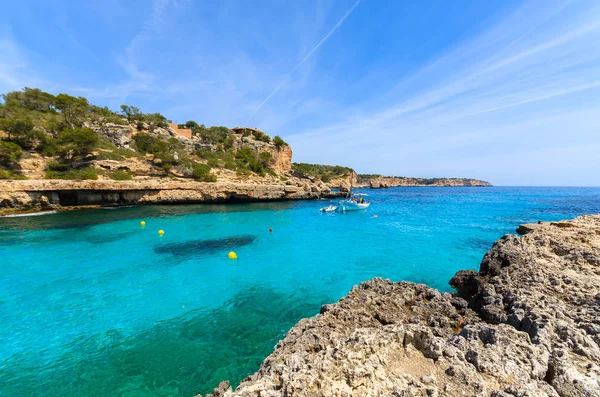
top-left (1, 186), bottom-right (599, 396)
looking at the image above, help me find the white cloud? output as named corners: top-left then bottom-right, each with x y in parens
top-left (288, 0), bottom-right (600, 185)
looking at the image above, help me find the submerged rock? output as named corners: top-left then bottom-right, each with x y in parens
top-left (201, 214), bottom-right (600, 397)
top-left (154, 235), bottom-right (256, 258)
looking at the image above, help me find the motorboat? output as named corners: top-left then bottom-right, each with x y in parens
top-left (339, 193), bottom-right (370, 211)
top-left (320, 205), bottom-right (338, 212)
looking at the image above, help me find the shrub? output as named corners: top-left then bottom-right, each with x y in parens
top-left (0, 116), bottom-right (33, 140)
top-left (223, 135), bottom-right (234, 150)
top-left (0, 141), bottom-right (23, 167)
top-left (273, 136), bottom-right (287, 147)
top-left (56, 127), bottom-right (99, 159)
top-left (207, 158), bottom-right (220, 168)
top-left (259, 151), bottom-right (272, 167)
top-left (251, 130), bottom-right (270, 143)
top-left (0, 169), bottom-right (27, 180)
top-left (236, 147), bottom-right (265, 176)
top-left (192, 163), bottom-right (216, 182)
top-left (46, 166), bottom-right (99, 180)
top-left (109, 170), bottom-right (133, 180)
top-left (145, 113), bottom-right (168, 127)
top-left (132, 133), bottom-right (157, 153)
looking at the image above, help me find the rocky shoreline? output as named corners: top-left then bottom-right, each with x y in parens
top-left (201, 214), bottom-right (600, 397)
top-left (0, 179), bottom-right (339, 215)
top-left (355, 176), bottom-right (492, 189)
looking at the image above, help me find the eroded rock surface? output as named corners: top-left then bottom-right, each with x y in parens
top-left (0, 179), bottom-right (337, 213)
top-left (202, 215), bottom-right (600, 397)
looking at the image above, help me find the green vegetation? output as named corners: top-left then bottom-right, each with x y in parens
top-left (192, 163), bottom-right (216, 182)
top-left (45, 161), bottom-right (99, 180)
top-left (120, 105), bottom-right (168, 128)
top-left (0, 87), bottom-right (283, 181)
top-left (0, 141), bottom-right (23, 167)
top-left (132, 133), bottom-right (184, 170)
top-left (0, 169), bottom-right (27, 180)
top-left (292, 163), bottom-right (353, 183)
top-left (185, 122), bottom-right (231, 145)
top-left (96, 138), bottom-right (141, 161)
top-left (109, 170), bottom-right (133, 180)
top-left (55, 128), bottom-right (99, 160)
top-left (235, 147), bottom-right (266, 176)
top-left (273, 135), bottom-right (287, 148)
top-left (357, 174), bottom-right (383, 180)
top-left (251, 130), bottom-right (270, 143)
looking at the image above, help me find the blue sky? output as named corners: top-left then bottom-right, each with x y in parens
top-left (1, 0), bottom-right (599, 185)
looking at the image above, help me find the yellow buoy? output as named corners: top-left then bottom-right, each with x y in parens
top-left (158, 229), bottom-right (165, 235)
top-left (228, 251), bottom-right (237, 259)
top-left (140, 221), bottom-right (146, 226)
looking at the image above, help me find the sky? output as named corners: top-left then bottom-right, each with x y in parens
top-left (1, 0), bottom-right (599, 186)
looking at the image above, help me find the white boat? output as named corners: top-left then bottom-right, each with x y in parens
top-left (339, 193), bottom-right (370, 211)
top-left (320, 205), bottom-right (338, 212)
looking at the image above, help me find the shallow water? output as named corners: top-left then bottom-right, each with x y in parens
top-left (1, 187), bottom-right (599, 396)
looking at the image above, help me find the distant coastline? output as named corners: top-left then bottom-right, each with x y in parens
top-left (355, 174), bottom-right (492, 188)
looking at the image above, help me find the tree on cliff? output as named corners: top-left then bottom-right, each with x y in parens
top-left (55, 94), bottom-right (89, 129)
top-left (1, 87), bottom-right (56, 113)
top-left (0, 117), bottom-right (34, 146)
top-left (119, 105), bottom-right (144, 122)
top-left (56, 127), bottom-right (99, 160)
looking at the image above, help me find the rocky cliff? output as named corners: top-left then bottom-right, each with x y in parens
top-left (357, 176), bottom-right (492, 188)
top-left (201, 214), bottom-right (600, 397)
top-left (0, 178), bottom-right (336, 214)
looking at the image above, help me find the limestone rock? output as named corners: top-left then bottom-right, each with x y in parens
top-left (202, 214), bottom-right (600, 397)
top-left (0, 179), bottom-right (340, 213)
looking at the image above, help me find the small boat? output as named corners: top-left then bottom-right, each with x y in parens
top-left (339, 193), bottom-right (370, 211)
top-left (320, 205), bottom-right (338, 212)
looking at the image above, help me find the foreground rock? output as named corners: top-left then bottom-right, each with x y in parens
top-left (202, 215), bottom-right (600, 397)
top-left (0, 179), bottom-right (337, 213)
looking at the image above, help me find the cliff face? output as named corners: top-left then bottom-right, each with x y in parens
top-left (357, 176), bottom-right (492, 188)
top-left (202, 214), bottom-right (600, 397)
top-left (81, 120), bottom-right (294, 177)
top-left (0, 178), bottom-right (336, 213)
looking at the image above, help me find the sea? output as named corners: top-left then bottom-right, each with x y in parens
top-left (1, 186), bottom-right (599, 396)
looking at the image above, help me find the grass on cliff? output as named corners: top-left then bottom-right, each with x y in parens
top-left (108, 170), bottom-right (133, 180)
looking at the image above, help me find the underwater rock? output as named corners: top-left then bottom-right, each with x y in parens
top-left (154, 235), bottom-right (256, 258)
top-left (201, 214), bottom-right (600, 397)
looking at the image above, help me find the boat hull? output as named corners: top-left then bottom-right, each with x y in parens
top-left (339, 201), bottom-right (370, 211)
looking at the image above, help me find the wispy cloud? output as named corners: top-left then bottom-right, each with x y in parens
top-left (288, 0), bottom-right (600, 184)
top-left (248, 0), bottom-right (361, 121)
